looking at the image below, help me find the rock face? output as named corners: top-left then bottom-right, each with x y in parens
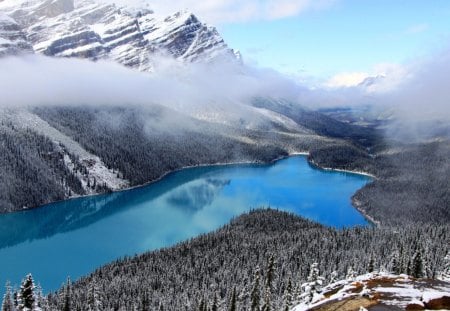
top-left (0, 12), bottom-right (33, 56)
top-left (0, 0), bottom-right (236, 68)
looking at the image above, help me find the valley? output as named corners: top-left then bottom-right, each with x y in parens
top-left (0, 0), bottom-right (449, 310)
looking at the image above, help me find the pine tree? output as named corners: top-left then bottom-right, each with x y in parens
top-left (34, 284), bottom-right (47, 311)
top-left (261, 255), bottom-right (275, 311)
top-left (282, 278), bottom-right (293, 311)
top-left (390, 251), bottom-right (400, 274)
top-left (250, 268), bottom-right (261, 311)
top-left (412, 249), bottom-right (424, 278)
top-left (367, 255), bottom-right (375, 273)
top-left (18, 274), bottom-right (36, 311)
top-left (346, 266), bottom-right (357, 280)
top-left (2, 282), bottom-right (14, 311)
top-left (228, 288), bottom-right (237, 311)
top-left (301, 263), bottom-right (325, 304)
top-left (87, 281), bottom-right (102, 311)
top-left (328, 271), bottom-right (338, 284)
top-left (62, 278), bottom-right (71, 311)
top-left (441, 252), bottom-right (450, 281)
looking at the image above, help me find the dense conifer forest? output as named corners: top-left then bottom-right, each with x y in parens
top-left (309, 139), bottom-right (450, 226)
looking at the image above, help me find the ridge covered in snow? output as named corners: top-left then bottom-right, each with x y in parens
top-left (0, 0), bottom-right (237, 69)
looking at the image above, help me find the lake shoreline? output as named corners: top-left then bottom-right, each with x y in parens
top-left (9, 150), bottom-right (376, 223)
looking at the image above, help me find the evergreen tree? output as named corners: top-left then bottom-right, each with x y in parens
top-left (228, 288), bottom-right (236, 311)
top-left (412, 249), bottom-right (424, 278)
top-left (261, 255), bottom-right (275, 311)
top-left (390, 251), bottom-right (400, 274)
top-left (441, 252), bottom-right (450, 281)
top-left (346, 266), bottom-right (357, 280)
top-left (34, 284), bottom-right (46, 311)
top-left (282, 278), bottom-right (293, 311)
top-left (329, 271), bottom-right (338, 284)
top-left (2, 282), bottom-right (14, 311)
top-left (62, 278), bottom-right (71, 311)
top-left (367, 255), bottom-right (375, 273)
top-left (250, 268), bottom-right (261, 311)
top-left (87, 281), bottom-right (102, 311)
top-left (301, 263), bottom-right (325, 304)
top-left (17, 274), bottom-right (36, 311)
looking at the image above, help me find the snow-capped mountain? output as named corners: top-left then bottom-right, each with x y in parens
top-left (0, 0), bottom-right (237, 69)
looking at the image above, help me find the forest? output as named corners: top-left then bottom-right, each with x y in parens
top-left (0, 105), bottom-right (449, 310)
top-left (2, 209), bottom-right (449, 310)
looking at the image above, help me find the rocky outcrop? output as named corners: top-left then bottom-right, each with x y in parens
top-left (0, 13), bottom-right (33, 56)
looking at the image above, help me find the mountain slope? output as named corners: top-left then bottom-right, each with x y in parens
top-left (0, 0), bottom-right (236, 68)
top-left (0, 12), bottom-right (33, 55)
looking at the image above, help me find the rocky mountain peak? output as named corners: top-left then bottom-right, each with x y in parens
top-left (0, 0), bottom-right (238, 69)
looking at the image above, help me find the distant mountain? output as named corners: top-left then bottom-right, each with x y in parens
top-left (0, 0), bottom-right (237, 68)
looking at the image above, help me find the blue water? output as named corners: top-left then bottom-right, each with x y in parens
top-left (0, 156), bottom-right (371, 294)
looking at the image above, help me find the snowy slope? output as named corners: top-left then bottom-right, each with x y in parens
top-left (0, 0), bottom-right (236, 69)
top-left (0, 108), bottom-right (130, 194)
top-left (292, 272), bottom-right (450, 311)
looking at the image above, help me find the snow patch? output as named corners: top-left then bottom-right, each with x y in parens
top-left (0, 108), bottom-right (130, 194)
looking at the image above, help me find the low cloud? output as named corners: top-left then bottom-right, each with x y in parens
top-left (0, 53), bottom-right (301, 113)
top-left (1, 44), bottom-right (449, 142)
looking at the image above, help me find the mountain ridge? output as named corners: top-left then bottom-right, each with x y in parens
top-left (0, 0), bottom-right (237, 69)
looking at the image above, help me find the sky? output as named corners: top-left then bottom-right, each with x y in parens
top-left (115, 0), bottom-right (450, 86)
top-left (1, 0), bottom-right (449, 126)
top-left (218, 1), bottom-right (450, 80)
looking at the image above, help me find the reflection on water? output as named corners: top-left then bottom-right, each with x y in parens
top-left (166, 179), bottom-right (231, 211)
top-left (0, 156), bottom-right (371, 294)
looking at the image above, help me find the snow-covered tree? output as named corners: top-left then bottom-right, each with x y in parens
top-left (329, 271), bottom-right (338, 284)
top-left (261, 255), bottom-right (275, 311)
top-left (250, 268), bottom-right (261, 311)
top-left (2, 282), bottom-right (14, 311)
top-left (412, 249), bottom-right (424, 278)
top-left (228, 288), bottom-right (237, 311)
top-left (440, 252), bottom-right (450, 281)
top-left (282, 278), bottom-right (293, 311)
top-left (300, 263), bottom-right (325, 304)
top-left (17, 274), bottom-right (38, 311)
top-left (34, 284), bottom-right (47, 311)
top-left (87, 280), bottom-right (102, 311)
top-left (367, 255), bottom-right (375, 273)
top-left (390, 251), bottom-right (401, 274)
top-left (346, 266), bottom-right (357, 280)
top-left (61, 278), bottom-right (71, 311)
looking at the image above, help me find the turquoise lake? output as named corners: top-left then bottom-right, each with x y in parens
top-left (0, 156), bottom-right (371, 294)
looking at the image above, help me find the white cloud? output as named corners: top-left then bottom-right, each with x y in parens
top-left (100, 0), bottom-right (336, 24)
top-left (324, 62), bottom-right (408, 91)
top-left (325, 72), bottom-right (369, 88)
top-left (0, 54), bottom-right (301, 111)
